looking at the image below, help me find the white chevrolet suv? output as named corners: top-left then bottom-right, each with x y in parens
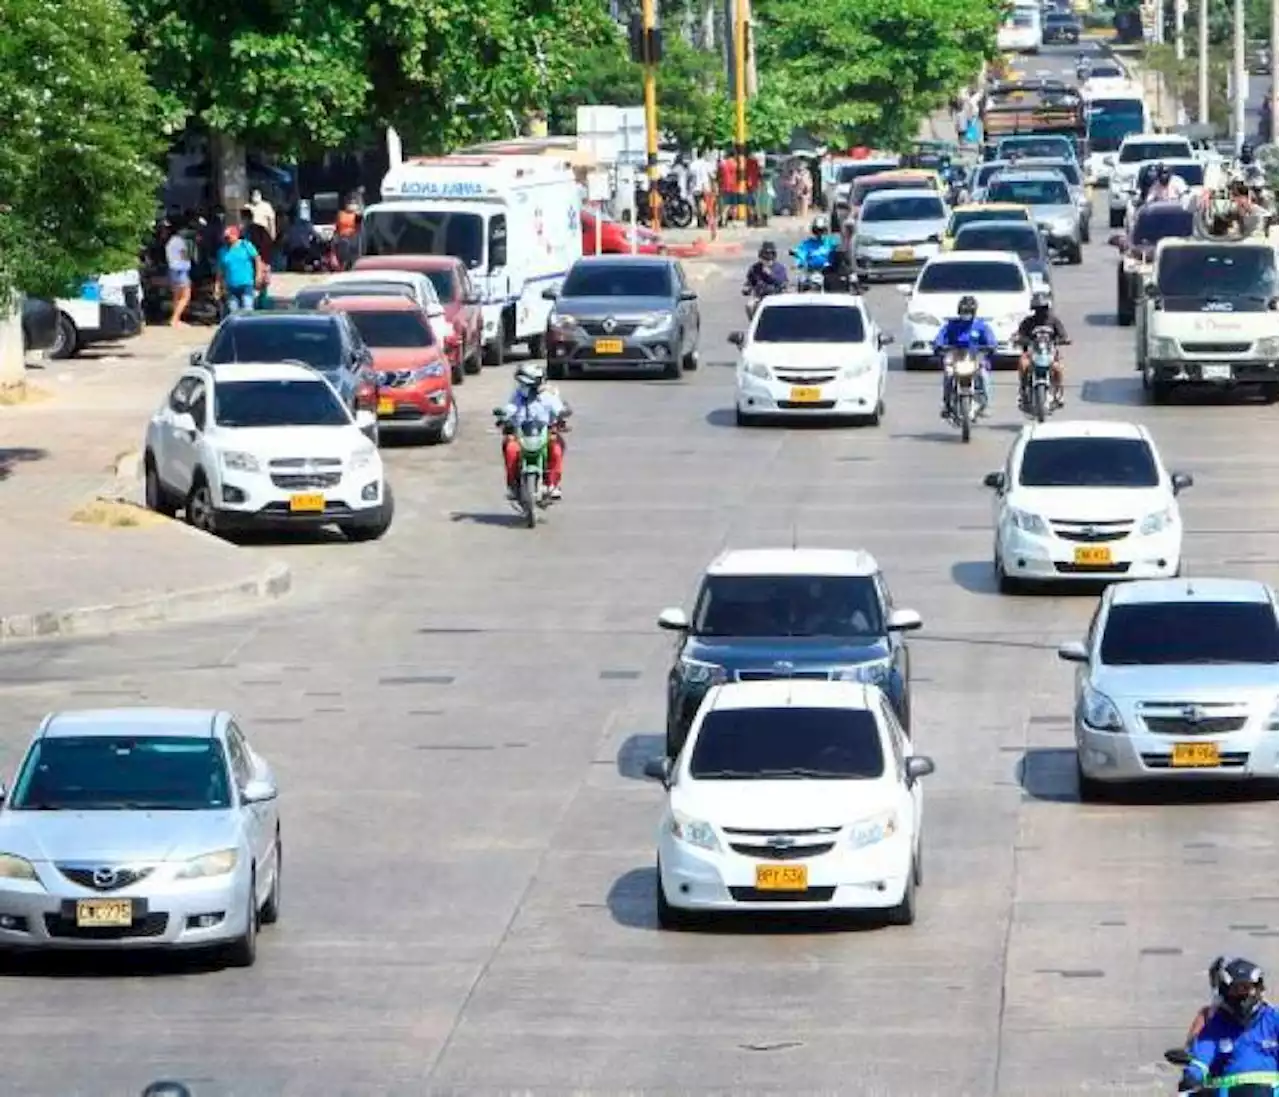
top-left (143, 361), bottom-right (394, 541)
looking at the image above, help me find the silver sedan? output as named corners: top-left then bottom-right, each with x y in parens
top-left (0, 708), bottom-right (281, 966)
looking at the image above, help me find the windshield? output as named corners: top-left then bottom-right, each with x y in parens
top-left (1012, 10), bottom-right (1036, 26)
top-left (918, 261), bottom-right (1025, 293)
top-left (754, 305), bottom-right (866, 343)
top-left (561, 263), bottom-right (672, 297)
top-left (343, 310), bottom-right (433, 347)
top-left (213, 379), bottom-right (350, 428)
top-left (295, 285), bottom-right (413, 310)
top-left (1000, 138), bottom-right (1073, 160)
top-left (861, 196), bottom-right (945, 222)
top-left (9, 735), bottom-right (233, 811)
top-left (975, 163), bottom-right (1009, 188)
top-left (953, 226), bottom-right (1041, 259)
top-left (1156, 247), bottom-right (1278, 298)
top-left (1100, 602), bottom-right (1279, 665)
top-left (422, 270), bottom-right (455, 300)
top-left (1132, 207), bottom-right (1195, 245)
top-left (1119, 140), bottom-right (1191, 164)
top-left (1046, 13), bottom-right (1076, 24)
top-left (1033, 161), bottom-right (1082, 185)
top-left (1143, 162), bottom-right (1205, 186)
top-left (987, 178), bottom-right (1070, 205)
top-left (1089, 65), bottom-right (1124, 79)
top-left (361, 209), bottom-right (485, 269)
top-left (1018, 437), bottom-right (1158, 488)
top-left (689, 707), bottom-right (885, 780)
top-left (854, 178), bottom-right (927, 204)
top-left (952, 209), bottom-right (1028, 234)
top-left (212, 321), bottom-right (342, 368)
top-left (691, 574), bottom-right (883, 638)
top-left (837, 163), bottom-right (894, 183)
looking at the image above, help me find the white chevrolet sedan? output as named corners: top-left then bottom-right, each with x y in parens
top-left (643, 680), bottom-right (935, 929)
top-left (730, 294), bottom-right (892, 426)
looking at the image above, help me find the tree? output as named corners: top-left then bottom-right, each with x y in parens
top-left (0, 0), bottom-right (162, 385)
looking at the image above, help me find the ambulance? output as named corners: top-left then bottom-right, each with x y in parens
top-left (362, 155), bottom-right (582, 365)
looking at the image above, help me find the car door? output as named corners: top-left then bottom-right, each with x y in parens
top-left (171, 376), bottom-right (207, 494)
top-left (674, 262), bottom-right (698, 353)
top-left (154, 374), bottom-right (198, 493)
top-left (226, 722), bottom-right (274, 894)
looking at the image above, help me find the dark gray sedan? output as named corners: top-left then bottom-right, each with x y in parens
top-left (951, 220), bottom-right (1054, 300)
top-left (543, 256), bottom-right (701, 380)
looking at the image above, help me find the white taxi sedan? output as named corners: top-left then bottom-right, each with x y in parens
top-left (898, 251), bottom-right (1032, 371)
top-left (730, 294), bottom-right (892, 426)
top-left (983, 420), bottom-right (1193, 593)
top-left (643, 679), bottom-right (935, 928)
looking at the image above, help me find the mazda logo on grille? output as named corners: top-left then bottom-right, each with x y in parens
top-left (93, 867), bottom-right (118, 887)
top-left (602, 317), bottom-right (617, 333)
top-left (1181, 705), bottom-right (1206, 723)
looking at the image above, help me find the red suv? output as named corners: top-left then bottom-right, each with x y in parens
top-left (353, 256), bottom-right (484, 376)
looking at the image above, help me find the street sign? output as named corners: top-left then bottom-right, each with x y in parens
top-left (575, 105), bottom-right (646, 167)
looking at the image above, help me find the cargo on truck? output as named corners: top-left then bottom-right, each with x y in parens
top-left (981, 81), bottom-right (1086, 151)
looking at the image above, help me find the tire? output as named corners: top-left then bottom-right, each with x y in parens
top-left (665, 197), bottom-right (694, 229)
top-left (450, 356), bottom-right (465, 386)
top-left (259, 837), bottom-right (281, 926)
top-left (520, 469), bottom-right (539, 528)
top-left (655, 861), bottom-right (694, 929)
top-left (427, 401), bottom-right (459, 445)
top-left (483, 326), bottom-right (505, 368)
top-left (526, 334), bottom-right (545, 360)
top-left (1117, 301), bottom-right (1134, 327)
top-left (143, 455), bottom-right (173, 516)
top-left (903, 354), bottom-right (931, 372)
top-left (1149, 378), bottom-right (1172, 405)
top-left (913, 838), bottom-right (923, 886)
top-left (665, 711), bottom-right (685, 760)
top-left (1076, 757), bottom-right (1109, 803)
top-left (50, 313), bottom-right (79, 360)
top-left (1081, 220), bottom-right (1091, 244)
top-left (958, 393), bottom-right (972, 443)
top-left (1033, 383), bottom-right (1046, 423)
top-left (884, 860), bottom-right (917, 926)
top-left (1067, 244), bottom-right (1083, 266)
top-left (464, 348), bottom-right (483, 376)
top-left (343, 483), bottom-right (395, 541)
top-left (734, 407), bottom-right (758, 427)
top-left (546, 359), bottom-right (566, 381)
top-left (864, 399), bottom-right (883, 427)
top-left (1108, 208), bottom-right (1124, 229)
top-left (682, 347), bottom-right (699, 371)
top-left (184, 475), bottom-right (218, 536)
top-left (995, 550), bottom-right (1020, 595)
top-left (222, 873), bottom-right (258, 968)
top-left (1262, 383), bottom-right (1278, 404)
top-left (662, 345), bottom-right (681, 379)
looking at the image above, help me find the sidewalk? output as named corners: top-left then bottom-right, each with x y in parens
top-left (0, 327), bottom-right (290, 643)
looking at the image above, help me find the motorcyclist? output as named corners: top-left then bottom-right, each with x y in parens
top-left (496, 363), bottom-right (569, 501)
top-left (792, 215), bottom-right (837, 272)
top-left (1200, 177), bottom-right (1266, 237)
top-left (822, 245), bottom-right (858, 293)
top-left (1180, 958), bottom-right (1278, 1093)
top-left (1145, 162), bottom-right (1189, 204)
top-left (1015, 291), bottom-right (1070, 409)
top-left (1075, 52), bottom-right (1090, 80)
top-left (933, 295), bottom-right (998, 417)
top-left (744, 241), bottom-right (788, 298)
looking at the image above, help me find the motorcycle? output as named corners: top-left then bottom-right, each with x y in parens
top-left (1022, 326), bottom-right (1058, 423)
top-left (493, 409), bottom-right (566, 528)
top-left (943, 348), bottom-right (984, 443)
top-left (791, 244), bottom-right (830, 293)
top-left (743, 281), bottom-right (785, 319)
top-left (635, 176), bottom-right (695, 229)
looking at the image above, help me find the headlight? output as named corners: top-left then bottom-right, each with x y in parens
top-left (836, 660), bottom-right (892, 685)
top-left (1150, 336), bottom-right (1180, 359)
top-left (840, 360), bottom-right (872, 379)
top-left (549, 313), bottom-right (578, 331)
top-left (848, 810), bottom-right (900, 850)
top-left (1080, 684), bottom-right (1123, 732)
top-left (349, 445), bottom-right (378, 470)
top-left (1008, 507), bottom-right (1049, 535)
top-left (906, 310), bottom-right (941, 326)
top-left (0, 853), bottom-right (38, 881)
top-left (1139, 506), bottom-right (1174, 535)
top-left (221, 450), bottom-right (260, 473)
top-left (679, 657), bottom-right (727, 686)
top-left (635, 312), bottom-right (674, 334)
top-left (1267, 697), bottom-right (1279, 731)
top-left (669, 810), bottom-right (720, 851)
top-left (410, 363), bottom-right (446, 382)
top-left (1257, 335), bottom-right (1278, 358)
top-left (745, 360), bottom-right (772, 380)
top-left (175, 849), bottom-right (239, 880)
top-left (100, 284), bottom-right (126, 307)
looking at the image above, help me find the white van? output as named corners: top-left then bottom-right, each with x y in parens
top-left (997, 2), bottom-right (1041, 53)
top-left (361, 155), bottom-right (582, 364)
top-left (52, 270), bottom-right (144, 359)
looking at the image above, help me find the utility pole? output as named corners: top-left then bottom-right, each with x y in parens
top-left (1174, 0), bottom-right (1185, 58)
top-left (1197, 0), bottom-right (1209, 124)
top-left (641, 0), bottom-right (662, 233)
top-left (1155, 0), bottom-right (1165, 45)
top-left (1272, 0), bottom-right (1279, 145)
top-left (734, 0), bottom-right (748, 223)
top-left (1232, 0), bottom-right (1246, 147)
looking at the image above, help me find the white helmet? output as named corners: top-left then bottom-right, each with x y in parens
top-left (515, 363), bottom-right (546, 392)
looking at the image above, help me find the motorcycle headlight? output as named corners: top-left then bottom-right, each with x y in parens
top-left (1008, 507), bottom-right (1049, 535)
top-left (221, 450), bottom-right (261, 473)
top-left (840, 360), bottom-right (871, 379)
top-left (1138, 506), bottom-right (1173, 535)
top-left (635, 312), bottom-right (674, 334)
top-left (1080, 684), bottom-right (1123, 732)
top-left (175, 848), bottom-right (239, 879)
top-left (669, 810), bottom-right (720, 851)
top-left (349, 444), bottom-right (378, 470)
top-left (1257, 335), bottom-right (1279, 358)
top-left (0, 853), bottom-right (39, 881)
top-left (409, 363), bottom-right (446, 382)
top-left (679, 657), bottom-right (728, 686)
top-left (906, 310), bottom-right (941, 326)
top-left (836, 660), bottom-right (892, 686)
top-left (848, 810), bottom-right (900, 850)
top-left (745, 360), bottom-right (772, 380)
top-left (1150, 336), bottom-right (1180, 359)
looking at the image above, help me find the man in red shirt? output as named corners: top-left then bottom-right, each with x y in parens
top-left (717, 155), bottom-right (739, 224)
top-left (745, 154), bottom-right (763, 225)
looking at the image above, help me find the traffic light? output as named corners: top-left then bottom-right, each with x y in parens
top-left (627, 14), bottom-right (663, 64)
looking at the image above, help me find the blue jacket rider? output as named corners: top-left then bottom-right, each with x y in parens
top-left (792, 215), bottom-right (838, 271)
top-left (1182, 959), bottom-right (1279, 1094)
top-left (933, 294), bottom-right (998, 415)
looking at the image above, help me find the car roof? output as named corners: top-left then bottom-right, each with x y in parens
top-left (954, 220), bottom-right (1039, 237)
top-left (925, 249), bottom-right (1025, 266)
top-left (953, 202), bottom-right (1029, 213)
top-left (318, 296), bottom-right (423, 313)
top-left (353, 256), bottom-right (458, 272)
top-left (1120, 133), bottom-right (1191, 144)
top-left (759, 293), bottom-right (866, 310)
top-left (1107, 578), bottom-right (1276, 607)
top-left (706, 679), bottom-right (878, 713)
top-left (706, 547), bottom-right (879, 577)
top-left (572, 254), bottom-right (672, 267)
top-left (325, 270), bottom-right (424, 285)
top-left (220, 310), bottom-right (340, 326)
top-left (989, 169), bottom-right (1067, 182)
top-left (1024, 418), bottom-right (1147, 441)
top-left (862, 187), bottom-right (943, 203)
top-left (207, 361), bottom-right (326, 383)
top-left (1134, 157), bottom-right (1202, 167)
top-left (1133, 200), bottom-right (1193, 217)
top-left (40, 708), bottom-right (221, 739)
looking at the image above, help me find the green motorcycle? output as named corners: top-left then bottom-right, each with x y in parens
top-left (493, 407), bottom-right (561, 528)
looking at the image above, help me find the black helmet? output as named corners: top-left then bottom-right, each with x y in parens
top-left (957, 295), bottom-right (978, 318)
top-left (1240, 141), bottom-right (1255, 163)
top-left (1156, 162), bottom-right (1171, 182)
top-left (1216, 958), bottom-right (1266, 1024)
top-left (142, 1085), bottom-right (193, 1097)
top-left (759, 241), bottom-right (777, 261)
top-left (1209, 955), bottom-right (1230, 992)
top-left (1030, 291), bottom-right (1051, 312)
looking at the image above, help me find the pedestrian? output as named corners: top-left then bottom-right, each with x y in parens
top-left (334, 196), bottom-right (361, 269)
top-left (717, 152), bottom-right (739, 223)
top-left (215, 225), bottom-right (266, 314)
top-left (247, 187), bottom-right (277, 240)
top-left (164, 221), bottom-right (192, 327)
top-left (745, 152), bottom-right (763, 226)
top-left (795, 160), bottom-right (813, 219)
top-left (688, 150), bottom-right (713, 227)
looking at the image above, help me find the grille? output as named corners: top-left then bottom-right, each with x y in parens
top-left (1053, 528), bottom-right (1130, 543)
top-left (1053, 562), bottom-right (1131, 574)
top-left (736, 669), bottom-right (832, 682)
top-left (730, 842), bottom-right (836, 860)
top-left (260, 501), bottom-right (355, 517)
top-left (776, 373), bottom-right (839, 385)
top-left (1141, 751), bottom-right (1248, 770)
top-left (268, 457), bottom-right (342, 469)
top-left (779, 400), bottom-right (838, 410)
top-left (729, 886), bottom-right (836, 903)
top-left (56, 865), bottom-right (153, 892)
top-left (581, 320), bottom-right (639, 337)
top-left (270, 472), bottom-right (342, 490)
top-left (1142, 716), bottom-right (1249, 736)
top-left (1180, 342), bottom-right (1251, 355)
top-left (44, 913), bottom-right (168, 940)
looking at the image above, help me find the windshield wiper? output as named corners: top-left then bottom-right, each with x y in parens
top-left (693, 768), bottom-right (761, 779)
top-left (753, 766), bottom-right (849, 779)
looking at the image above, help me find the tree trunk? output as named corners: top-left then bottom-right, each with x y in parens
top-left (0, 295), bottom-right (25, 395)
top-left (211, 131), bottom-right (249, 216)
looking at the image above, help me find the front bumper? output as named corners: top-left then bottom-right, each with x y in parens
top-left (997, 524), bottom-right (1181, 584)
top-left (1148, 357), bottom-right (1279, 385)
top-left (1040, 228), bottom-right (1081, 256)
top-left (546, 327), bottom-right (679, 370)
top-left (83, 302), bottom-right (142, 343)
top-left (736, 369), bottom-right (882, 417)
top-left (376, 385), bottom-right (453, 432)
top-left (0, 870), bottom-right (252, 951)
top-left (213, 468), bottom-right (386, 530)
top-left (1076, 720), bottom-right (1280, 783)
top-left (854, 242), bottom-right (940, 282)
top-left (658, 832), bottom-right (912, 913)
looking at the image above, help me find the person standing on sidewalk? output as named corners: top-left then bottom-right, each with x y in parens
top-left (247, 188), bottom-right (277, 241)
top-left (164, 222), bottom-right (193, 327)
top-left (215, 226), bottom-right (265, 314)
top-left (689, 151), bottom-right (713, 227)
top-left (717, 152), bottom-right (739, 225)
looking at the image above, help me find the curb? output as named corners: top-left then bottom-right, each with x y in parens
top-left (666, 240), bottom-right (745, 260)
top-left (0, 562), bottom-right (293, 645)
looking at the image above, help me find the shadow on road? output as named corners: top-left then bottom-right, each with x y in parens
top-left (0, 447), bottom-right (48, 483)
top-left (448, 509), bottom-right (528, 528)
top-left (0, 945), bottom-right (228, 979)
top-left (1083, 312), bottom-right (1118, 328)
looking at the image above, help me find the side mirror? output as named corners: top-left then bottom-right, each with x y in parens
top-left (657, 606), bottom-right (690, 631)
top-left (895, 284), bottom-right (912, 296)
top-left (173, 411), bottom-right (198, 435)
top-left (727, 331), bottom-right (745, 347)
top-left (904, 755), bottom-right (935, 782)
top-left (541, 287), bottom-right (558, 301)
top-left (983, 471), bottom-right (1006, 491)
top-left (877, 332), bottom-right (895, 347)
top-left (188, 350), bottom-right (205, 367)
top-left (240, 778), bottom-right (278, 805)
top-left (642, 757), bottom-right (673, 785)
top-left (1057, 641), bottom-right (1089, 663)
top-left (679, 289), bottom-right (698, 302)
top-left (888, 608), bottom-right (923, 632)
top-left (1108, 233), bottom-right (1125, 248)
top-left (1171, 471), bottom-right (1194, 494)
top-left (491, 405), bottom-right (507, 418)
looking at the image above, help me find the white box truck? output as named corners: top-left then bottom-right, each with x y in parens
top-left (361, 155), bottom-right (582, 365)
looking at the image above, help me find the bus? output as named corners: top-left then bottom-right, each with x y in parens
top-left (1083, 95), bottom-right (1150, 184)
top-left (997, 2), bottom-right (1042, 53)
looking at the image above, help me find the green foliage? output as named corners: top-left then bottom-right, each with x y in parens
top-left (1144, 43), bottom-right (1234, 131)
top-left (0, 0), bottom-right (163, 301)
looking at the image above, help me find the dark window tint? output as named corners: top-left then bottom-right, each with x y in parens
top-left (918, 261), bottom-right (1025, 293)
top-left (209, 319), bottom-right (342, 368)
top-left (1132, 207), bottom-right (1195, 245)
top-left (999, 138), bottom-right (1074, 160)
top-left (1018, 437), bottom-right (1159, 488)
top-left (561, 262), bottom-right (672, 298)
top-left (213, 379), bottom-right (349, 428)
top-left (10, 736), bottom-right (232, 811)
top-left (692, 575), bottom-right (883, 638)
top-left (1089, 64), bottom-right (1124, 79)
top-left (1145, 162), bottom-right (1204, 186)
top-left (837, 163), bottom-right (896, 183)
top-left (853, 178), bottom-right (928, 204)
top-left (1100, 602), bottom-right (1279, 665)
top-left (861, 196), bottom-right (946, 222)
top-left (343, 310), bottom-right (433, 347)
top-left (975, 163), bottom-right (1009, 188)
top-left (987, 178), bottom-right (1070, 205)
top-left (1118, 140), bottom-right (1191, 163)
top-left (689, 707), bottom-right (885, 780)
top-left (361, 210), bottom-right (485, 269)
top-left (754, 305), bottom-right (866, 343)
top-left (952, 209), bottom-right (1029, 234)
top-left (423, 270), bottom-right (455, 300)
top-left (1156, 247), bottom-right (1278, 298)
top-left (953, 225), bottom-right (1041, 259)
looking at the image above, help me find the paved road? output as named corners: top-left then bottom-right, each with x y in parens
top-left (1, 121), bottom-right (1276, 1097)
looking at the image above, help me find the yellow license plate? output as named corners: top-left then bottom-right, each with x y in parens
top-left (1171, 742), bottom-right (1220, 768)
top-left (789, 386), bottom-right (822, 403)
top-left (76, 899), bottom-right (133, 927)
top-left (1073, 545), bottom-right (1112, 565)
top-left (892, 247), bottom-right (914, 262)
top-left (594, 338), bottom-right (624, 354)
top-left (377, 397), bottom-right (394, 416)
top-left (289, 493), bottom-right (325, 513)
top-left (755, 864), bottom-right (808, 891)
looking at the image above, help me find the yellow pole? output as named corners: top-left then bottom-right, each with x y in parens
top-left (642, 0), bottom-right (662, 233)
top-left (734, 0), bottom-right (748, 223)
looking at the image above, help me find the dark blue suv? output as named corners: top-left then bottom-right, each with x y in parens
top-left (658, 548), bottom-right (922, 759)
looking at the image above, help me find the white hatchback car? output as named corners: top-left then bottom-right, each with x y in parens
top-left (143, 361), bottom-right (394, 541)
top-left (730, 294), bottom-right (892, 425)
top-left (898, 251), bottom-right (1032, 371)
top-left (644, 679), bottom-right (935, 928)
top-left (982, 420), bottom-right (1193, 592)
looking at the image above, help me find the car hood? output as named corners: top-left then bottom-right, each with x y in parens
top-left (908, 291), bottom-right (1029, 323)
top-left (0, 808), bottom-right (242, 863)
top-left (208, 424), bottom-right (366, 459)
top-left (555, 295), bottom-right (674, 318)
top-left (1031, 204), bottom-right (1079, 224)
top-left (368, 347), bottom-right (442, 371)
top-left (1007, 485), bottom-right (1172, 521)
top-left (1093, 663), bottom-right (1279, 703)
top-left (672, 779), bottom-right (898, 832)
top-left (683, 635), bottom-right (890, 670)
top-left (857, 218), bottom-right (946, 243)
top-left (744, 340), bottom-right (875, 368)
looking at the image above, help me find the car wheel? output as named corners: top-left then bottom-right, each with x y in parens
top-left (1108, 208), bottom-right (1124, 229)
top-left (427, 402), bottom-right (459, 446)
top-left (682, 347), bottom-right (699, 371)
top-left (1081, 220), bottom-right (1091, 244)
top-left (343, 483), bottom-right (395, 542)
top-left (184, 475), bottom-right (218, 536)
top-left (995, 549), bottom-right (1020, 595)
top-left (1261, 382), bottom-right (1278, 404)
top-left (483, 328), bottom-right (505, 367)
top-left (884, 860), bottom-right (917, 926)
top-left (913, 838), bottom-right (923, 886)
top-left (1067, 244), bottom-right (1083, 266)
top-left (662, 344), bottom-right (681, 379)
top-left (734, 407), bottom-right (759, 428)
top-left (864, 399), bottom-right (883, 427)
top-left (655, 860), bottom-right (694, 930)
top-left (143, 455), bottom-right (173, 516)
top-left (260, 836), bottom-right (281, 925)
top-left (902, 354), bottom-right (929, 372)
top-left (1149, 377), bottom-right (1172, 405)
top-left (526, 334), bottom-right (545, 360)
top-left (222, 872), bottom-right (258, 968)
top-left (1076, 757), bottom-right (1110, 803)
top-left (464, 347), bottom-right (483, 375)
top-left (546, 359), bottom-right (566, 381)
top-left (50, 313), bottom-right (79, 360)
top-left (450, 356), bottom-right (465, 386)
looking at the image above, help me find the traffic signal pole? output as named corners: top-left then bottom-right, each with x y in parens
top-left (642, 0), bottom-right (662, 234)
top-left (734, 0), bottom-right (748, 223)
